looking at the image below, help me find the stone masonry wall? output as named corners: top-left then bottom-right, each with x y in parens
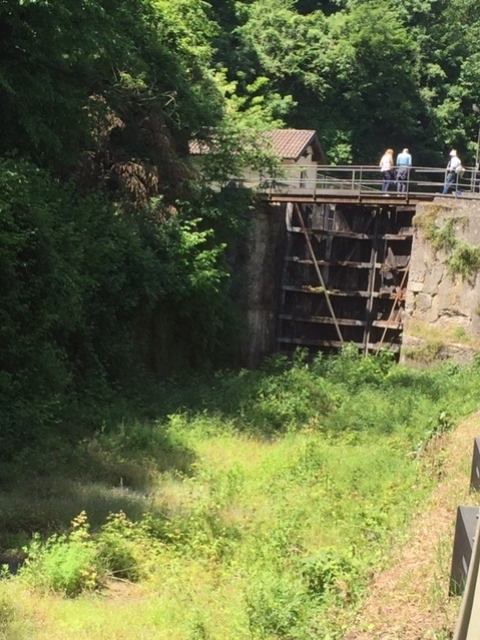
top-left (401, 197), bottom-right (480, 364)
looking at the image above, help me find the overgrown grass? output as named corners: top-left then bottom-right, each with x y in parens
top-left (1, 347), bottom-right (479, 639)
top-left (407, 319), bottom-right (480, 348)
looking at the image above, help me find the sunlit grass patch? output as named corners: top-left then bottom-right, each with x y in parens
top-left (2, 352), bottom-right (480, 639)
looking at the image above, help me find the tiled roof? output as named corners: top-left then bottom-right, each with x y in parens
top-left (262, 129), bottom-right (318, 160)
top-left (188, 139), bottom-right (210, 155)
top-left (189, 129), bottom-right (325, 162)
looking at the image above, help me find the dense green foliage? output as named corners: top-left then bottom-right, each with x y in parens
top-left (0, 158), bottom-right (245, 457)
top-left (0, 0), bottom-right (255, 456)
top-left (2, 0), bottom-right (480, 457)
top-left (0, 352), bottom-right (476, 638)
top-left (2, 4), bottom-right (480, 636)
top-left (207, 0), bottom-right (480, 164)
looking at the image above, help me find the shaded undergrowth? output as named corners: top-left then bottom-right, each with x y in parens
top-left (0, 346), bottom-right (479, 639)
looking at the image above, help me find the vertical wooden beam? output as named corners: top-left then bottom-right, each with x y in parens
top-left (364, 212), bottom-right (378, 354)
top-left (277, 203), bottom-right (295, 348)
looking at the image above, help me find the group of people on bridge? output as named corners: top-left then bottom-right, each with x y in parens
top-left (378, 148), bottom-right (467, 196)
top-left (379, 148), bottom-right (412, 194)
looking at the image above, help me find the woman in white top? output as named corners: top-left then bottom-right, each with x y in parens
top-left (379, 148), bottom-right (394, 192)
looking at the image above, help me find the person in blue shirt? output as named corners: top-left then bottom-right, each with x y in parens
top-left (396, 148), bottom-right (412, 193)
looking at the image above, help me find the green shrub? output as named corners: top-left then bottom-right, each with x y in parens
top-left (36, 538), bottom-right (98, 596)
top-left (318, 343), bottom-right (395, 390)
top-left (448, 243), bottom-right (480, 279)
top-left (20, 510), bottom-right (159, 594)
top-left (300, 547), bottom-right (362, 603)
top-left (97, 511), bottom-right (144, 582)
top-left (246, 574), bottom-right (307, 639)
top-left (20, 512), bottom-right (100, 596)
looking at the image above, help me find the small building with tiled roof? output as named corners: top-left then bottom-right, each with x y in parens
top-left (189, 129), bottom-right (327, 189)
top-left (259, 129), bottom-right (326, 163)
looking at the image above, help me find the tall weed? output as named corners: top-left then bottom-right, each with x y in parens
top-left (246, 573), bottom-right (308, 639)
top-left (20, 513), bottom-right (99, 596)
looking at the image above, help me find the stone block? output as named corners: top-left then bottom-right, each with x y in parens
top-left (427, 295), bottom-right (440, 323)
top-left (424, 264), bottom-right (445, 289)
top-left (415, 293), bottom-right (433, 313)
top-left (409, 281), bottom-right (424, 293)
top-left (409, 270), bottom-right (425, 283)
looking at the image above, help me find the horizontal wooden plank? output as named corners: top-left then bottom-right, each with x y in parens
top-left (279, 314), bottom-right (366, 327)
top-left (288, 227), bottom-right (412, 240)
top-left (284, 257), bottom-right (409, 270)
top-left (276, 336), bottom-right (400, 351)
top-left (278, 314), bottom-right (403, 330)
top-left (282, 285), bottom-right (405, 299)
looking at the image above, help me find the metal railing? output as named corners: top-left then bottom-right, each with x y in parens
top-left (247, 164), bottom-right (480, 199)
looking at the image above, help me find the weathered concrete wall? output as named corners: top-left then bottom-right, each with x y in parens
top-left (242, 202), bottom-right (286, 368)
top-left (402, 197), bottom-right (480, 364)
top-left (142, 199), bottom-right (285, 373)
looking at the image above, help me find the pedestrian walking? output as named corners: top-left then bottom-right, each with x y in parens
top-left (442, 150), bottom-right (462, 195)
top-left (379, 149), bottom-right (395, 193)
top-left (396, 148), bottom-right (412, 193)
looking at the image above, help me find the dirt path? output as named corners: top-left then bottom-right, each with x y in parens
top-left (343, 411), bottom-right (480, 640)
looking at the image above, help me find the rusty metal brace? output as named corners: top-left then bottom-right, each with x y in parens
top-left (374, 261), bottom-right (410, 354)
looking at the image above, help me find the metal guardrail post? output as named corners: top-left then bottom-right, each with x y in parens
top-left (450, 506), bottom-right (480, 596)
top-left (452, 437), bottom-right (480, 640)
top-left (453, 508), bottom-right (480, 640)
top-left (470, 438), bottom-right (480, 493)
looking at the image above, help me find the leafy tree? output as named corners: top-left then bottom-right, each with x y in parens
top-left (326, 2), bottom-right (425, 162)
top-left (205, 0), bottom-right (480, 164)
top-left (0, 0), bottom-right (224, 187)
top-left (0, 158), bottom-right (239, 458)
top-left (225, 0), bottom-right (425, 161)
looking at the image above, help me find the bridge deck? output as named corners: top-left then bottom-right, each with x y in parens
top-left (263, 189), bottom-right (463, 205)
